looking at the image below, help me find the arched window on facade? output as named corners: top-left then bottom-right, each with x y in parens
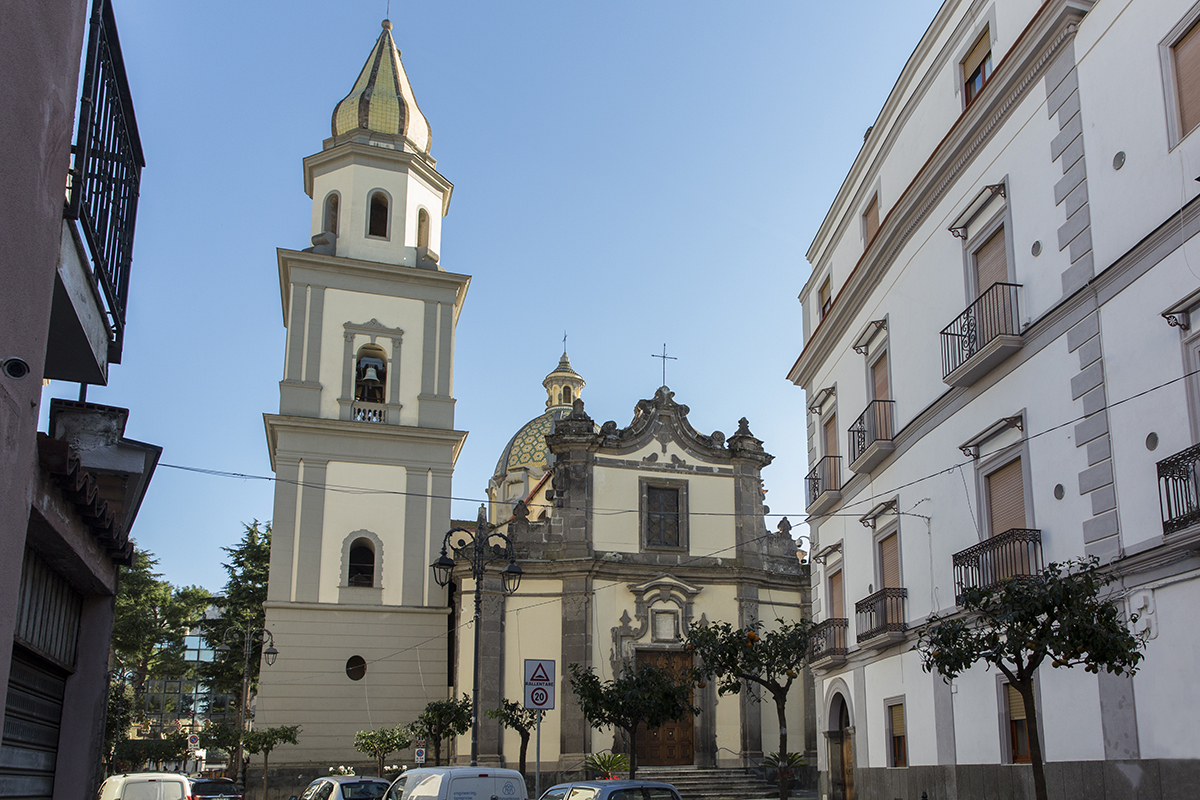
top-left (368, 192), bottom-right (389, 237)
top-left (562, 385), bottom-right (573, 404)
top-left (417, 208), bottom-right (430, 248)
top-left (324, 193), bottom-right (340, 235)
top-left (348, 538), bottom-right (375, 587)
top-left (355, 343), bottom-right (387, 404)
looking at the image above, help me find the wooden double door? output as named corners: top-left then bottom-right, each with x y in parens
top-left (634, 650), bottom-right (694, 766)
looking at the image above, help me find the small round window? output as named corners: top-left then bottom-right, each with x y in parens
top-left (346, 655), bottom-right (367, 681)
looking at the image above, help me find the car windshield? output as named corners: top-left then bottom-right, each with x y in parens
top-left (341, 783), bottom-right (388, 800)
top-left (192, 783), bottom-right (238, 797)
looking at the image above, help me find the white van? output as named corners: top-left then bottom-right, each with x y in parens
top-left (98, 773), bottom-right (193, 800)
top-left (385, 768), bottom-right (526, 800)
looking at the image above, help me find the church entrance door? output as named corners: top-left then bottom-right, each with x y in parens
top-left (634, 650), bottom-right (694, 766)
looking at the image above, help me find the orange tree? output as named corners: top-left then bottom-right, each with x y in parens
top-left (683, 619), bottom-right (812, 800)
top-left (485, 700), bottom-right (540, 778)
top-left (916, 557), bottom-right (1145, 800)
top-left (567, 661), bottom-right (698, 778)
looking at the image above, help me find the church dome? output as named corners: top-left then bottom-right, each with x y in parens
top-left (492, 352), bottom-right (590, 480)
top-left (332, 20), bottom-right (432, 154)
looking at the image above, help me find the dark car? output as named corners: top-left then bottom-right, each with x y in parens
top-left (190, 780), bottom-right (242, 800)
top-left (537, 781), bottom-right (682, 800)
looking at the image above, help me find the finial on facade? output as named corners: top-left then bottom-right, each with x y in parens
top-left (382, 18), bottom-right (392, 30)
top-left (736, 417), bottom-right (752, 436)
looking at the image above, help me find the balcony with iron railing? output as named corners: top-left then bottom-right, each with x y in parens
top-left (1159, 443), bottom-right (1200, 534)
top-left (855, 588), bottom-right (907, 648)
top-left (49, 0), bottom-right (144, 386)
top-left (848, 400), bottom-right (896, 473)
top-left (952, 528), bottom-right (1043, 603)
top-left (940, 282), bottom-right (1023, 387)
top-left (810, 618), bottom-right (848, 669)
top-left (805, 455), bottom-right (842, 516)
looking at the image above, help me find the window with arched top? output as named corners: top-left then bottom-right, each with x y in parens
top-left (355, 343), bottom-right (387, 404)
top-left (417, 208), bottom-right (430, 248)
top-left (324, 193), bottom-right (340, 235)
top-left (368, 192), bottom-right (389, 237)
top-left (348, 538), bottom-right (375, 587)
top-left (562, 386), bottom-right (573, 404)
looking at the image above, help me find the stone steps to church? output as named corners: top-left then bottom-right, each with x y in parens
top-left (631, 767), bottom-right (800, 800)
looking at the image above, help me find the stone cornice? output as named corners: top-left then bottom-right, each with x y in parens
top-left (303, 139), bottom-right (454, 216)
top-left (263, 412), bottom-right (467, 471)
top-left (790, 0), bottom-right (1091, 389)
top-left (277, 248), bottom-right (470, 326)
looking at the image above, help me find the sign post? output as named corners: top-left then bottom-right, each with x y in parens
top-left (415, 739), bottom-right (427, 765)
top-left (524, 659), bottom-right (555, 798)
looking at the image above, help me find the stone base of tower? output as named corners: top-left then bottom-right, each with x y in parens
top-left (254, 601), bottom-right (451, 765)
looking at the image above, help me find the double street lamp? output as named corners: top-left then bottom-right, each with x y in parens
top-left (216, 626), bottom-right (279, 782)
top-left (431, 506), bottom-right (522, 767)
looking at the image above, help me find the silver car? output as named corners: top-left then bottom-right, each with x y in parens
top-left (537, 781), bottom-right (682, 800)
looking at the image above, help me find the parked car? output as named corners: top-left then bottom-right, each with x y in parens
top-left (295, 776), bottom-right (391, 800)
top-left (99, 773), bottom-right (192, 800)
top-left (190, 778), bottom-right (242, 800)
top-left (537, 781), bottom-right (681, 800)
top-left (385, 767), bottom-right (527, 800)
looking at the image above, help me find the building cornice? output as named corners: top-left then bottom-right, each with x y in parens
top-left (303, 140), bottom-right (454, 216)
top-left (277, 248), bottom-right (470, 326)
top-left (791, 0), bottom-right (1091, 388)
top-left (263, 412), bottom-right (467, 472)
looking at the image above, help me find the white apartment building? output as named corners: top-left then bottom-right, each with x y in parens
top-left (788, 1), bottom-right (1200, 798)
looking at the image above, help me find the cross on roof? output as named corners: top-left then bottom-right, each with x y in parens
top-left (651, 344), bottom-right (677, 387)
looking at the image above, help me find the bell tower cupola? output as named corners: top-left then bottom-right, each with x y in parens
top-left (302, 20), bottom-right (451, 270)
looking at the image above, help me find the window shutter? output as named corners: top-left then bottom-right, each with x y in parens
top-left (974, 228), bottom-right (1008, 295)
top-left (987, 457), bottom-right (1026, 536)
top-left (872, 352), bottom-right (890, 402)
top-left (890, 703), bottom-right (906, 737)
top-left (864, 196), bottom-right (880, 243)
top-left (824, 415), bottom-right (838, 458)
top-left (1177, 21), bottom-right (1200, 136)
top-left (880, 533), bottom-right (900, 588)
top-left (829, 571), bottom-right (844, 619)
top-left (1007, 684), bottom-right (1027, 721)
top-left (964, 31), bottom-right (991, 81)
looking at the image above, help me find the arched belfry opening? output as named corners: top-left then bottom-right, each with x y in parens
top-left (348, 538), bottom-right (376, 587)
top-left (368, 192), bottom-right (389, 237)
top-left (417, 208), bottom-right (430, 248)
top-left (324, 193), bottom-right (340, 235)
top-left (355, 343), bottom-right (387, 404)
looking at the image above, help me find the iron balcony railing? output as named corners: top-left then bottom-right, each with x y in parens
top-left (805, 455), bottom-right (841, 508)
top-left (952, 528), bottom-right (1043, 603)
top-left (848, 400), bottom-right (895, 464)
top-left (66, 0), bottom-right (145, 361)
top-left (855, 588), bottom-right (907, 643)
top-left (810, 618), bottom-right (848, 662)
top-left (351, 401), bottom-right (388, 424)
top-left (1159, 443), bottom-right (1200, 534)
top-left (940, 282), bottom-right (1021, 379)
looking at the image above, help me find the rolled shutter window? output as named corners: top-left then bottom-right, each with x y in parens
top-left (1007, 684), bottom-right (1027, 720)
top-left (881, 533), bottom-right (900, 588)
top-left (988, 458), bottom-right (1026, 536)
top-left (1176, 21), bottom-right (1200, 136)
top-left (890, 703), bottom-right (906, 737)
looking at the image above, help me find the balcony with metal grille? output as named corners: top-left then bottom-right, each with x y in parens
top-left (805, 455), bottom-right (842, 516)
top-left (1159, 443), bottom-right (1200, 534)
top-left (855, 588), bottom-right (907, 649)
top-left (952, 528), bottom-right (1043, 604)
top-left (848, 400), bottom-right (896, 473)
top-left (940, 282), bottom-right (1022, 387)
top-left (49, 0), bottom-right (144, 385)
top-left (810, 618), bottom-right (848, 669)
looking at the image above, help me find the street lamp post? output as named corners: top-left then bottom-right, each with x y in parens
top-left (216, 626), bottom-right (278, 784)
top-left (431, 505), bottom-right (522, 767)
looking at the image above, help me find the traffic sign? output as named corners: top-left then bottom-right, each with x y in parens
top-left (414, 747), bottom-right (426, 764)
top-left (524, 659), bottom-right (555, 710)
top-left (187, 734), bottom-right (200, 749)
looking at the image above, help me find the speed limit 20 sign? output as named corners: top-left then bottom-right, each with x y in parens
top-left (523, 659), bottom-right (555, 710)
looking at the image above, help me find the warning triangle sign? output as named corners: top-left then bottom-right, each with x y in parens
top-left (530, 663), bottom-right (551, 682)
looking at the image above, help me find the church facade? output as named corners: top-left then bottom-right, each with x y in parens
top-left (254, 20), bottom-right (467, 764)
top-left (465, 361), bottom-right (812, 773)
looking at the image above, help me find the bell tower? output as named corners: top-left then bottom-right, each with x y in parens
top-left (256, 20), bottom-right (468, 764)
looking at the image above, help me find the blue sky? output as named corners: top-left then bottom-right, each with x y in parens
top-left (45, 0), bottom-right (944, 592)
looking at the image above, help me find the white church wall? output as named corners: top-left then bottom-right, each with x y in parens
top-left (404, 171), bottom-right (444, 253)
top-left (318, 288), bottom-right (426, 422)
top-left (318, 461), bottom-right (407, 604)
top-left (501, 580), bottom-right (564, 763)
top-left (311, 163), bottom-right (410, 266)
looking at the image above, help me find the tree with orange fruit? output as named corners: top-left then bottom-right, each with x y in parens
top-left (683, 618), bottom-right (812, 800)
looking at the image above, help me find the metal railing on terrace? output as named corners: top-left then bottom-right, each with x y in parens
top-left (855, 588), bottom-right (907, 644)
top-left (952, 528), bottom-right (1043, 603)
top-left (1159, 443), bottom-right (1200, 534)
top-left (810, 618), bottom-right (848, 662)
top-left (805, 455), bottom-right (841, 508)
top-left (941, 282), bottom-right (1021, 379)
top-left (66, 0), bottom-right (145, 360)
top-left (848, 400), bottom-right (895, 465)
